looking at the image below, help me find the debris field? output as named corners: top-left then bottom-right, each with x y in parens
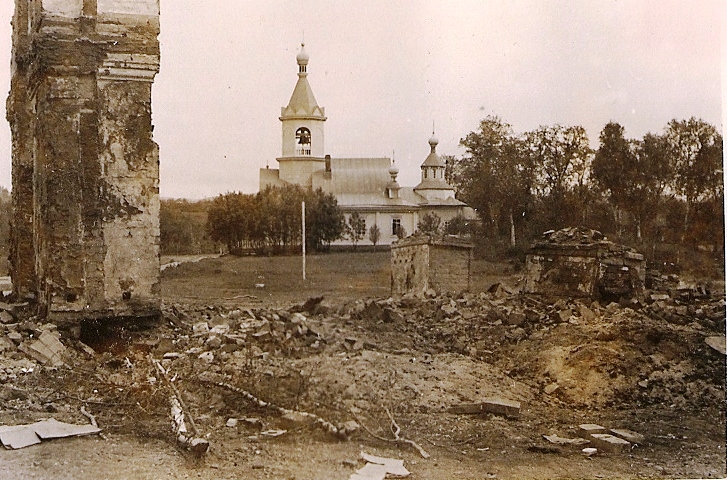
top-left (0, 264), bottom-right (724, 478)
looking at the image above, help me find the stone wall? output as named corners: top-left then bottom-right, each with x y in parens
top-left (391, 236), bottom-right (472, 296)
top-left (8, 0), bottom-right (161, 321)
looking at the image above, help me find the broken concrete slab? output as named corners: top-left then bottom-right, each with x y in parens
top-left (589, 433), bottom-right (631, 453)
top-left (350, 463), bottom-right (388, 480)
top-left (578, 423), bottom-right (607, 438)
top-left (482, 398), bottom-right (521, 419)
top-left (447, 398), bottom-right (522, 419)
top-left (0, 424), bottom-right (42, 449)
top-left (543, 434), bottom-right (590, 445)
top-left (447, 403), bottom-right (483, 414)
top-left (33, 418), bottom-right (101, 440)
top-left (358, 452), bottom-right (410, 477)
top-left (0, 418), bottom-right (101, 450)
top-left (610, 428), bottom-right (645, 444)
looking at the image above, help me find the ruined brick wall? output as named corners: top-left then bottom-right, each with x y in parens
top-left (8, 0), bottom-right (161, 320)
top-left (523, 248), bottom-right (601, 298)
top-left (523, 243), bottom-right (646, 300)
top-left (391, 236), bottom-right (473, 296)
top-left (428, 244), bottom-right (471, 293)
top-left (391, 242), bottom-right (430, 296)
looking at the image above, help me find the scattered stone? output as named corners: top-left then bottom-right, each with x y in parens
top-left (507, 311), bottom-right (527, 326)
top-left (557, 309), bottom-right (572, 323)
top-left (544, 383), bottom-right (559, 395)
top-left (582, 447), bottom-right (598, 456)
top-left (193, 322), bottom-right (210, 334)
top-left (7, 331), bottom-right (23, 345)
top-left (76, 341), bottom-right (97, 357)
top-left (18, 330), bottom-right (66, 367)
top-left (0, 310), bottom-right (15, 324)
top-left (226, 418), bottom-right (238, 428)
top-left (210, 323), bottom-right (230, 335)
top-left (198, 352), bottom-right (214, 363)
top-left (205, 335), bottom-right (223, 349)
top-left (578, 304), bottom-right (596, 322)
top-left (589, 433), bottom-right (631, 453)
top-left (704, 336), bottom-right (726, 355)
top-left (0, 335), bottom-right (15, 352)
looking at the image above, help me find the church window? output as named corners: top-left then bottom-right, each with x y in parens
top-left (357, 219), bottom-right (366, 237)
top-left (392, 218), bottom-right (402, 235)
top-left (424, 169), bottom-right (428, 179)
top-left (295, 127), bottom-right (311, 155)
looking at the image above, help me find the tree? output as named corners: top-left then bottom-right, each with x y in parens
top-left (206, 185), bottom-right (345, 255)
top-left (305, 188), bottom-right (345, 251)
top-left (345, 211), bottom-right (365, 251)
top-left (417, 212), bottom-right (442, 236)
top-left (665, 117), bottom-right (723, 242)
top-left (592, 122), bottom-right (639, 237)
top-left (453, 116), bottom-right (533, 245)
top-left (368, 223), bottom-right (381, 246)
top-left (443, 214), bottom-right (471, 237)
top-left (525, 124), bottom-right (592, 229)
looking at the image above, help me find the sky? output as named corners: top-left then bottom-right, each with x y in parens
top-left (0, 0), bottom-right (722, 199)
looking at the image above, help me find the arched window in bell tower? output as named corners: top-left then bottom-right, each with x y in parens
top-left (295, 127), bottom-right (311, 156)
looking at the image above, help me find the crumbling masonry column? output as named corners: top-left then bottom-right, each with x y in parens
top-left (7, 0), bottom-right (161, 320)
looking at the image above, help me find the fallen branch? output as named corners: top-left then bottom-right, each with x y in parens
top-left (152, 359), bottom-right (209, 456)
top-left (80, 406), bottom-right (98, 428)
top-left (199, 374), bottom-right (355, 440)
top-left (352, 407), bottom-right (430, 459)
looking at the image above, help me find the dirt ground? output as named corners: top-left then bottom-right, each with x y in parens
top-left (0, 251), bottom-right (725, 479)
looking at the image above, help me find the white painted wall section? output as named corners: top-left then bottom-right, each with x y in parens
top-left (97, 0), bottom-right (159, 16)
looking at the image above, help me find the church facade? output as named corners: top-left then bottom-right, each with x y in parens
top-left (260, 45), bottom-right (474, 246)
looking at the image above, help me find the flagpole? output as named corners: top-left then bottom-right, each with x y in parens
top-left (302, 201), bottom-right (306, 280)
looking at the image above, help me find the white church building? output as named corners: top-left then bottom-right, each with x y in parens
top-left (260, 44), bottom-right (474, 245)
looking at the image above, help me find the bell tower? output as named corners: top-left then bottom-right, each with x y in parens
top-left (277, 44), bottom-right (327, 187)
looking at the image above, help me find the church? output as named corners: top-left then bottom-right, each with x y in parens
top-left (260, 44), bottom-right (475, 246)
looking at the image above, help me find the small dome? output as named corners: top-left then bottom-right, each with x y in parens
top-left (388, 163), bottom-right (399, 176)
top-left (296, 43), bottom-right (309, 65)
top-left (428, 135), bottom-right (439, 148)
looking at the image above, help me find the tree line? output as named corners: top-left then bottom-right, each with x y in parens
top-left (448, 116), bottom-right (723, 262)
top-left (205, 186), bottom-right (345, 254)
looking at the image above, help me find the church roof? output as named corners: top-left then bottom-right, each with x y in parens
top-left (282, 76), bottom-right (325, 118)
top-left (313, 157), bottom-right (391, 194)
top-left (421, 151), bottom-right (446, 167)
